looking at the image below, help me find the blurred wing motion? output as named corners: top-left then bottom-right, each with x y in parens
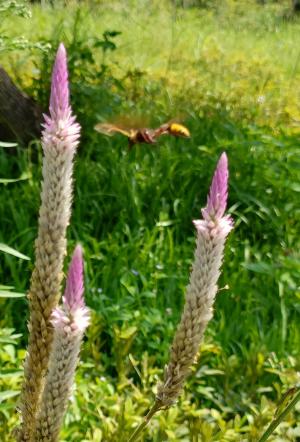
top-left (94, 122), bottom-right (131, 138)
top-left (94, 119), bottom-right (190, 148)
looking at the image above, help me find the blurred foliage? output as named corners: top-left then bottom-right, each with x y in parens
top-left (0, 1), bottom-right (49, 53)
top-left (0, 0), bottom-right (300, 441)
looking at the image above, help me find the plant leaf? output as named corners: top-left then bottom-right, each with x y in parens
top-left (0, 141), bottom-right (17, 147)
top-left (0, 391), bottom-right (19, 403)
top-left (0, 243), bottom-right (30, 260)
top-left (0, 172), bottom-right (30, 184)
top-left (0, 290), bottom-right (25, 298)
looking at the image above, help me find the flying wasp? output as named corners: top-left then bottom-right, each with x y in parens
top-left (94, 120), bottom-right (190, 149)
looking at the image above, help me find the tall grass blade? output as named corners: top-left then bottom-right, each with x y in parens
top-left (0, 243), bottom-right (30, 260)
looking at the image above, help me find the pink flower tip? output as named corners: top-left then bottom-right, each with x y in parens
top-left (49, 42), bottom-right (69, 119)
top-left (64, 245), bottom-right (85, 312)
top-left (202, 152), bottom-right (229, 221)
top-left (51, 305), bottom-right (90, 333)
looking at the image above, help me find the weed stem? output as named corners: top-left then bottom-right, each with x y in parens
top-left (127, 401), bottom-right (162, 442)
top-left (258, 388), bottom-right (300, 442)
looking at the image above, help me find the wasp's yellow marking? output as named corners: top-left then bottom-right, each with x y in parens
top-left (169, 123), bottom-right (190, 138)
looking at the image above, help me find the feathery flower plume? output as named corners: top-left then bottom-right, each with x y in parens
top-left (17, 44), bottom-right (80, 441)
top-left (128, 153), bottom-right (233, 441)
top-left (156, 152), bottom-right (233, 407)
top-left (35, 245), bottom-right (90, 442)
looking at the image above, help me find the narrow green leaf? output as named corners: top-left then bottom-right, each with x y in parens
top-left (242, 261), bottom-right (273, 275)
top-left (0, 336), bottom-right (22, 344)
top-left (289, 182), bottom-right (300, 192)
top-left (0, 172), bottom-right (30, 184)
top-left (0, 243), bottom-right (30, 260)
top-left (0, 390), bottom-right (19, 403)
top-left (0, 290), bottom-right (25, 298)
top-left (0, 370), bottom-right (23, 379)
top-left (156, 220), bottom-right (174, 227)
top-left (0, 141), bottom-right (17, 147)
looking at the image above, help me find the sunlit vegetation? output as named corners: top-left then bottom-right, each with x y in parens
top-left (0, 1), bottom-right (299, 440)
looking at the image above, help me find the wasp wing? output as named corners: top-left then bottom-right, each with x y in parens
top-left (94, 123), bottom-right (131, 138)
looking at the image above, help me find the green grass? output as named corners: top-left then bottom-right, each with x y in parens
top-left (0, 1), bottom-right (300, 441)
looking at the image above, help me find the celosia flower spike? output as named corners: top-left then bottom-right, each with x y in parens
top-left (17, 43), bottom-right (81, 441)
top-left (35, 245), bottom-right (90, 441)
top-left (156, 152), bottom-right (233, 408)
top-left (43, 42), bottom-right (80, 152)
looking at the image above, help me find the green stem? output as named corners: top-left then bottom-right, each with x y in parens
top-left (258, 389), bottom-right (300, 442)
top-left (127, 401), bottom-right (162, 442)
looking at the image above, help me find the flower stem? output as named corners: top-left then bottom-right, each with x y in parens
top-left (127, 401), bottom-right (162, 442)
top-left (258, 388), bottom-right (300, 442)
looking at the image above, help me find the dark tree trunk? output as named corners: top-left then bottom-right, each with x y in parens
top-left (293, 0), bottom-right (300, 13)
top-left (0, 66), bottom-right (43, 145)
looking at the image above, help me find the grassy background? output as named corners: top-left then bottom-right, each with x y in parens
top-left (0, 1), bottom-right (300, 440)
